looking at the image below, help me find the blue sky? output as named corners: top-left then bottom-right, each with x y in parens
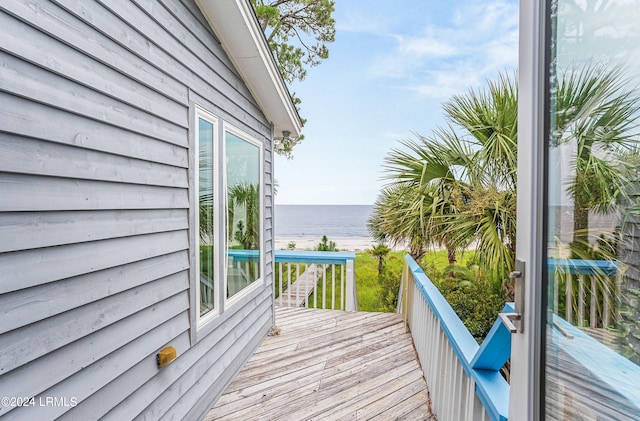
top-left (274, 0), bottom-right (519, 205)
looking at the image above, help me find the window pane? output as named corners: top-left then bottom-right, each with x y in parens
top-left (199, 118), bottom-right (215, 316)
top-left (545, 1), bottom-right (640, 418)
top-left (225, 132), bottom-right (261, 298)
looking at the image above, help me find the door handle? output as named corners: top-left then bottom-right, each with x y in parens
top-left (501, 260), bottom-right (525, 334)
top-left (500, 312), bottom-right (522, 333)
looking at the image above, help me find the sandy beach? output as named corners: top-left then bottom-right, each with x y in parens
top-left (274, 236), bottom-right (407, 252)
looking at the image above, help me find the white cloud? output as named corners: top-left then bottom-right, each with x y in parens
top-left (369, 0), bottom-right (519, 99)
top-left (396, 35), bottom-right (458, 58)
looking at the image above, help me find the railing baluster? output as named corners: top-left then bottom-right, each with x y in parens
top-left (313, 265), bottom-right (317, 309)
top-left (322, 265), bottom-right (326, 309)
top-left (296, 263), bottom-right (300, 307)
top-left (287, 262), bottom-right (291, 306)
top-left (305, 265), bottom-right (309, 308)
top-left (244, 261), bottom-right (250, 288)
top-left (278, 262), bottom-right (283, 306)
top-left (603, 274), bottom-right (610, 328)
top-left (566, 272), bottom-right (573, 324)
top-left (341, 264), bottom-right (345, 310)
top-left (590, 275), bottom-right (597, 328)
top-left (578, 274), bottom-right (585, 327)
top-left (331, 264), bottom-right (335, 310)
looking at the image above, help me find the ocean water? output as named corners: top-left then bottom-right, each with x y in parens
top-left (274, 205), bottom-right (373, 238)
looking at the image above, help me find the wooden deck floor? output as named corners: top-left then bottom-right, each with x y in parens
top-left (206, 306), bottom-right (434, 421)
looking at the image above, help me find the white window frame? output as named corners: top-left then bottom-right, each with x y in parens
top-left (222, 122), bottom-right (265, 307)
top-left (193, 105), bottom-right (221, 330)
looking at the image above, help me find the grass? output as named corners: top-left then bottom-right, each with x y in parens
top-left (307, 264), bottom-right (346, 310)
top-left (418, 249), bottom-right (477, 280)
top-left (354, 249), bottom-right (478, 313)
top-left (275, 247), bottom-right (503, 341)
top-left (274, 248), bottom-right (480, 314)
top-left (354, 251), bottom-right (405, 312)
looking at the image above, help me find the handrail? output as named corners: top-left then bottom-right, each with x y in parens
top-left (548, 258), bottom-right (617, 276)
top-left (400, 255), bottom-right (510, 421)
top-left (275, 250), bottom-right (356, 265)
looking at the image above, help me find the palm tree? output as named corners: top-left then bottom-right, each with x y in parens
top-left (368, 183), bottom-right (428, 261)
top-left (551, 65), bottom-right (640, 255)
top-left (379, 66), bottom-right (638, 295)
top-left (368, 243), bottom-right (391, 276)
top-left (199, 193), bottom-right (214, 242)
top-left (228, 183), bottom-right (260, 249)
top-left (383, 72), bottom-right (519, 289)
top-left (368, 176), bottom-right (463, 264)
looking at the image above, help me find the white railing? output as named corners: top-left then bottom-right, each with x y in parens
top-left (548, 259), bottom-right (618, 329)
top-left (274, 250), bottom-right (357, 311)
top-left (398, 255), bottom-right (510, 421)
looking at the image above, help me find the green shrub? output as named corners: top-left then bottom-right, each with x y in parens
top-left (432, 263), bottom-right (506, 342)
top-left (378, 263), bottom-right (402, 312)
top-left (316, 235), bottom-right (337, 251)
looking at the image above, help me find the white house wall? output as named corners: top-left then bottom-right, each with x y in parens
top-left (0, 0), bottom-right (275, 419)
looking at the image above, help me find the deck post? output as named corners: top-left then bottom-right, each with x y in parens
top-left (345, 259), bottom-right (356, 311)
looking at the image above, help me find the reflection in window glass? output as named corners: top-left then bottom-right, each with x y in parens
top-left (545, 1), bottom-right (640, 418)
top-left (226, 131), bottom-right (261, 298)
top-left (199, 118), bottom-right (215, 316)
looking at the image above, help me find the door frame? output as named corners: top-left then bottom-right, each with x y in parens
top-left (510, 0), bottom-right (551, 419)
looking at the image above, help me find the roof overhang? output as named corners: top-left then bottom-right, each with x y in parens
top-left (196, 0), bottom-right (303, 138)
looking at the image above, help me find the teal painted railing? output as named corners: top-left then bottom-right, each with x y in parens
top-left (399, 255), bottom-right (637, 420)
top-left (272, 250), bottom-right (357, 311)
top-left (398, 255), bottom-right (510, 421)
top-left (548, 258), bottom-right (618, 329)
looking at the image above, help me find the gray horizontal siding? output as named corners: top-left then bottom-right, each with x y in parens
top-left (0, 231), bottom-right (189, 294)
top-left (1, 277), bottom-right (188, 381)
top-left (0, 292), bottom-right (187, 406)
top-left (0, 134), bottom-right (188, 188)
top-left (0, 251), bottom-right (190, 334)
top-left (116, 289), bottom-right (273, 421)
top-left (1, 10), bottom-right (187, 126)
top-left (2, 300), bottom-right (190, 421)
top-left (1, 94), bottom-right (189, 168)
top-left (0, 0), bottom-right (275, 420)
top-left (0, 174), bottom-right (189, 211)
top-left (0, 52), bottom-right (188, 145)
top-left (1, 0), bottom-right (189, 105)
top-left (0, 210), bottom-right (188, 253)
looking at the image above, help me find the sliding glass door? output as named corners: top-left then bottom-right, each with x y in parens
top-left (514, 0), bottom-right (640, 419)
top-left (544, 0), bottom-right (640, 418)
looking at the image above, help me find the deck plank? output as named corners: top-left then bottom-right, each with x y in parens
top-left (206, 306), bottom-right (434, 421)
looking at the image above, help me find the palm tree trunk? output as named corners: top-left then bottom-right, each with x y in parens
top-left (572, 204), bottom-right (590, 257)
top-left (447, 247), bottom-right (457, 265)
top-left (409, 247), bottom-right (425, 262)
